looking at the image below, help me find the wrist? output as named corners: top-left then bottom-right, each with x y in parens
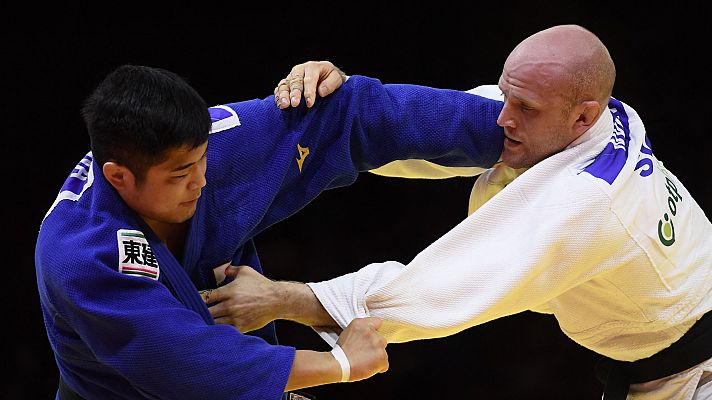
top-left (278, 281), bottom-right (326, 326)
top-left (330, 343), bottom-right (350, 382)
top-left (275, 281), bottom-right (312, 321)
top-left (287, 350), bottom-right (344, 391)
top-left (273, 280), bottom-right (338, 328)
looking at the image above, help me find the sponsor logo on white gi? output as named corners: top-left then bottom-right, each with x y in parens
top-left (630, 134), bottom-right (678, 246)
top-left (117, 229), bottom-right (160, 280)
top-left (657, 170), bottom-right (682, 247)
top-left (634, 134), bottom-right (654, 178)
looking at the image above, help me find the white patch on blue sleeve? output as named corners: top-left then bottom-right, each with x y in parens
top-left (209, 105), bottom-right (241, 134)
top-left (43, 152), bottom-right (95, 222)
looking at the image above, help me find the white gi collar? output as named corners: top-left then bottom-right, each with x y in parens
top-left (566, 102), bottom-right (615, 149)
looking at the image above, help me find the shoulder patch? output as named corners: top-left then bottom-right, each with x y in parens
top-left (116, 229), bottom-right (160, 280)
top-left (582, 98), bottom-right (631, 185)
top-left (43, 152), bottom-right (95, 222)
top-left (209, 105), bottom-right (241, 134)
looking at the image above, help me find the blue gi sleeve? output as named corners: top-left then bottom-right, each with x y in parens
top-left (204, 75), bottom-right (504, 244)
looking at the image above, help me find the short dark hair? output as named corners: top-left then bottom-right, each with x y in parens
top-left (82, 65), bottom-right (211, 181)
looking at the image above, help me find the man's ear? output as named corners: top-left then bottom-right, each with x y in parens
top-left (572, 100), bottom-right (602, 136)
top-left (102, 162), bottom-right (133, 191)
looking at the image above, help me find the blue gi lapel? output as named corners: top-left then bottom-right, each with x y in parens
top-left (135, 217), bottom-right (214, 325)
top-left (181, 196), bottom-right (210, 287)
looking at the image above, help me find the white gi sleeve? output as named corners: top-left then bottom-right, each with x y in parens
top-left (308, 159), bottom-right (628, 344)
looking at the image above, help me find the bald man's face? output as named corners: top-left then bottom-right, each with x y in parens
top-left (496, 58), bottom-right (580, 169)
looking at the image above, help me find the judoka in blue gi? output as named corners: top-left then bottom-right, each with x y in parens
top-left (35, 63), bottom-right (504, 399)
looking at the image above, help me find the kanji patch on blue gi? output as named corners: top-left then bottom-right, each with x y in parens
top-left (116, 229), bottom-right (160, 280)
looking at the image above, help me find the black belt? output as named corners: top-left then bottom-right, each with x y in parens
top-left (596, 310), bottom-right (712, 399)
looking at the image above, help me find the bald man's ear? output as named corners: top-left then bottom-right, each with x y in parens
top-left (572, 100), bottom-right (602, 136)
top-left (102, 162), bottom-right (133, 191)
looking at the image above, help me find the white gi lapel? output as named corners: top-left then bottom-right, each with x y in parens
top-left (468, 164), bottom-right (528, 215)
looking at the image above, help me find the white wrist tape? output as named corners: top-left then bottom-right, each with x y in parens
top-left (330, 343), bottom-right (350, 382)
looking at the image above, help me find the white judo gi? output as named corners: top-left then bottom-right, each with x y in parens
top-left (309, 86), bottom-right (712, 399)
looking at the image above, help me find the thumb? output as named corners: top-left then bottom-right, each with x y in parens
top-left (224, 264), bottom-right (241, 279)
top-left (364, 317), bottom-right (383, 330)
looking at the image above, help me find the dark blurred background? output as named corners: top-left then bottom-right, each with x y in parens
top-left (6, 2), bottom-right (710, 399)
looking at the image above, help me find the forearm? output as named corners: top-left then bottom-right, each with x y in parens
top-left (285, 350), bottom-right (342, 391)
top-left (276, 281), bottom-right (339, 328)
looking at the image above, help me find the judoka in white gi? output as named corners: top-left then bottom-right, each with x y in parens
top-left (206, 25), bottom-right (712, 399)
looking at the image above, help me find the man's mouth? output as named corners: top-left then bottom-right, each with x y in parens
top-left (181, 194), bottom-right (201, 206)
top-left (504, 136), bottom-right (522, 146)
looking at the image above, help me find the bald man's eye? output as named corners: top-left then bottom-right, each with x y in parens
top-left (520, 103), bottom-right (538, 113)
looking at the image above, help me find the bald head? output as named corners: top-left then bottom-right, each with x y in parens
top-left (496, 25), bottom-right (617, 168)
top-left (505, 24), bottom-right (616, 107)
